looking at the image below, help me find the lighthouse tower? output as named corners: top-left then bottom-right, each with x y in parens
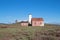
top-left (28, 14), bottom-right (32, 25)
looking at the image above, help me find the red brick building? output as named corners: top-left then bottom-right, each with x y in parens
top-left (31, 18), bottom-right (44, 26)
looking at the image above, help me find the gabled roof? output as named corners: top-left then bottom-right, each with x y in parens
top-left (32, 18), bottom-right (44, 21)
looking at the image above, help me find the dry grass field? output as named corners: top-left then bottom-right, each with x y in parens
top-left (0, 23), bottom-right (60, 40)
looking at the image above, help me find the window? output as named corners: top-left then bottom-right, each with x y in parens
top-left (34, 22), bottom-right (36, 25)
top-left (40, 22), bottom-right (42, 24)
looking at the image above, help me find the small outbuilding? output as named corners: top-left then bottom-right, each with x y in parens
top-left (20, 21), bottom-right (28, 26)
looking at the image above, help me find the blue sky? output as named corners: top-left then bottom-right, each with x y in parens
top-left (0, 0), bottom-right (60, 23)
